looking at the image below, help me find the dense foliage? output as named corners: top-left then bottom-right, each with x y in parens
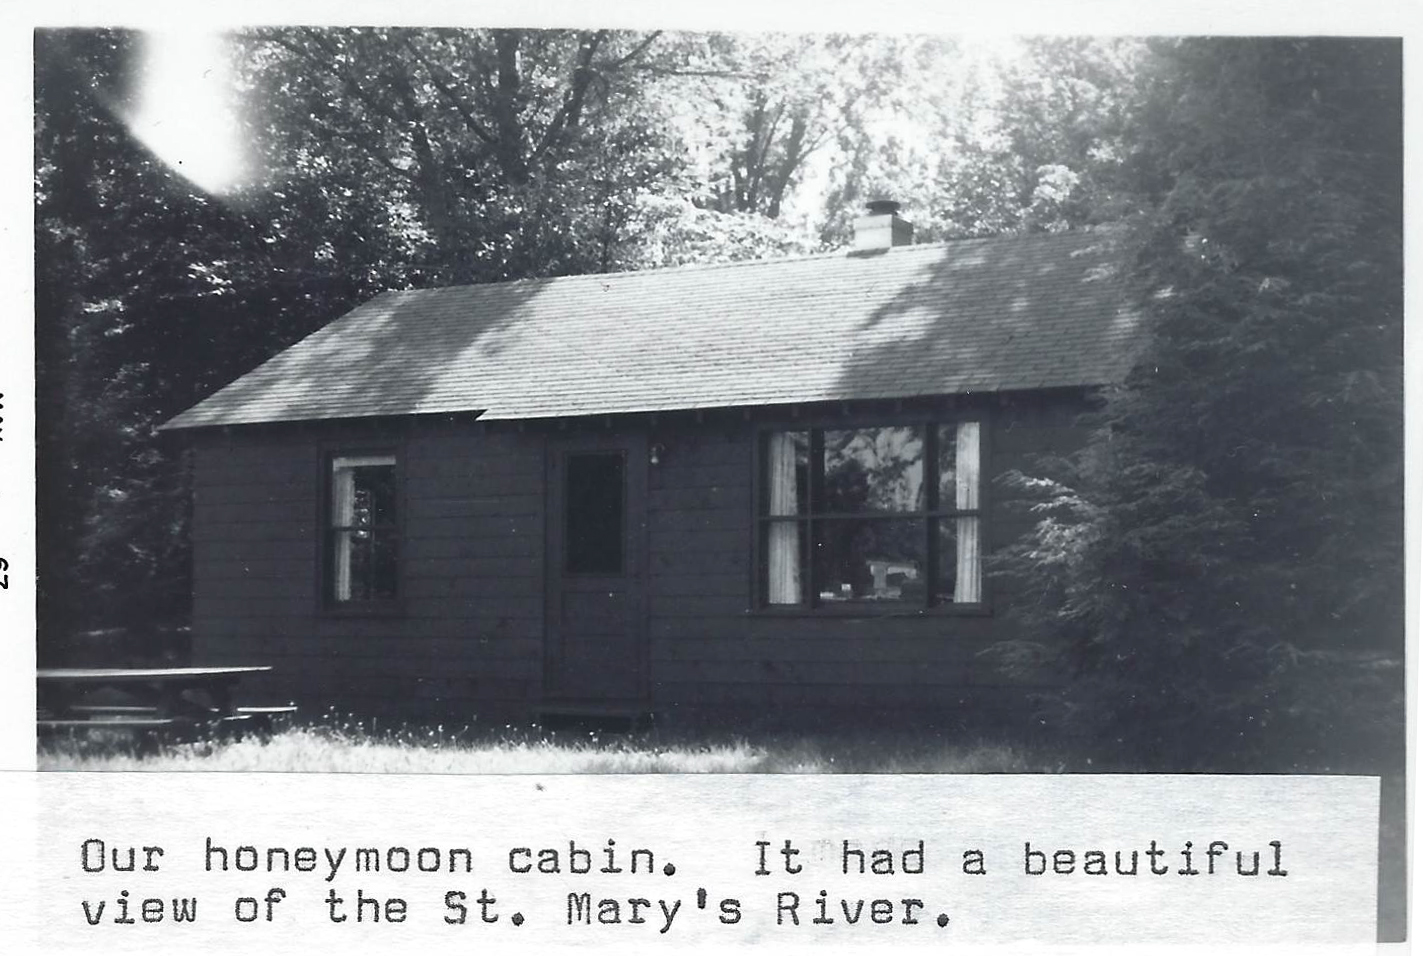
top-left (38, 30), bottom-right (371, 646)
top-left (992, 38), bottom-right (1403, 769)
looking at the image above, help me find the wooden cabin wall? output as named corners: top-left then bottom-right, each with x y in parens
top-left (643, 395), bottom-right (1091, 729)
top-left (190, 419), bottom-right (545, 720)
top-left (189, 392), bottom-right (1092, 726)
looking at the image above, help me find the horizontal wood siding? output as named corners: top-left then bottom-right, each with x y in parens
top-left (644, 397), bottom-right (1087, 721)
top-left (188, 393), bottom-right (1088, 723)
top-left (190, 422), bottom-right (546, 717)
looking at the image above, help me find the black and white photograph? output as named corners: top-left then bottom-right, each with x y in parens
top-left (27, 7), bottom-right (1407, 946)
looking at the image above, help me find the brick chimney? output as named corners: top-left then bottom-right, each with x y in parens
top-left (853, 199), bottom-right (914, 251)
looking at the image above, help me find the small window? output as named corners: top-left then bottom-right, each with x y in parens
top-left (328, 454), bottom-right (398, 604)
top-left (759, 422), bottom-right (983, 609)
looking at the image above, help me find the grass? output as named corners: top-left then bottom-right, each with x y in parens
top-left (37, 714), bottom-right (1060, 774)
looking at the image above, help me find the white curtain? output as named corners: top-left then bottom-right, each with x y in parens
top-left (954, 422), bottom-right (982, 603)
top-left (766, 432), bottom-right (801, 604)
top-left (330, 463), bottom-right (355, 602)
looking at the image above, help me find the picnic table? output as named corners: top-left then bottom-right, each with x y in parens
top-left (37, 666), bottom-right (295, 737)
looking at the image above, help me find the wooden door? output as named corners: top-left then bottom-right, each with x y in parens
top-left (544, 433), bottom-right (647, 704)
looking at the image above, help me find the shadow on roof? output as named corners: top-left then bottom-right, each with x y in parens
top-left (165, 277), bottom-right (554, 428)
top-left (832, 230), bottom-right (1137, 400)
top-left (166, 229), bottom-right (1144, 429)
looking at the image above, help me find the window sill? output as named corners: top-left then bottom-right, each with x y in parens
top-left (746, 604), bottom-right (992, 619)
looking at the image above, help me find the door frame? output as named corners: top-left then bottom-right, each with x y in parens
top-left (542, 429), bottom-right (650, 705)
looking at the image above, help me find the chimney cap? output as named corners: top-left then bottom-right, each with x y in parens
top-left (853, 198), bottom-right (913, 250)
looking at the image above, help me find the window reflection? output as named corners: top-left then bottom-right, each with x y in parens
top-left (330, 455), bottom-right (398, 603)
top-left (813, 519), bottom-right (925, 604)
top-left (823, 427), bottom-right (923, 513)
top-left (758, 421), bottom-right (983, 609)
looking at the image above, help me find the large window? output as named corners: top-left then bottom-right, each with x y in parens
top-left (328, 454), bottom-right (398, 604)
top-left (758, 422), bottom-right (983, 610)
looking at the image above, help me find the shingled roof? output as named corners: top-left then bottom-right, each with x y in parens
top-left (162, 229), bottom-right (1143, 430)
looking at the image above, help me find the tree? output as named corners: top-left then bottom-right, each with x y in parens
top-left (691, 34), bottom-right (917, 219)
top-left (929, 37), bottom-right (1143, 237)
top-left (993, 38), bottom-right (1404, 770)
top-left (36, 29), bottom-right (391, 651)
top-left (36, 29), bottom-right (135, 650)
top-left (36, 27), bottom-right (824, 654)
top-left (815, 37), bottom-right (1142, 244)
top-left (238, 27), bottom-right (687, 283)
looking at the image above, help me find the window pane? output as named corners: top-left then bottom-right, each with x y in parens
top-left (332, 529), bottom-right (398, 601)
top-left (812, 519), bottom-right (925, 604)
top-left (346, 533), bottom-right (372, 600)
top-left (332, 529), bottom-right (353, 601)
top-left (938, 421), bottom-right (981, 511)
top-left (566, 452), bottom-right (625, 574)
top-left (760, 519), bottom-right (807, 605)
top-left (330, 456), bottom-right (397, 603)
top-left (369, 533), bottom-right (398, 599)
top-left (357, 464), bottom-right (397, 526)
top-left (824, 426), bottom-right (924, 513)
top-left (763, 431), bottom-right (808, 516)
top-left (331, 466), bottom-right (355, 526)
top-left (936, 517), bottom-right (983, 604)
top-left (332, 455), bottom-right (396, 522)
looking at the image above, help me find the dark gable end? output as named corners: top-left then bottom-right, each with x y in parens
top-left (162, 230), bottom-right (1142, 431)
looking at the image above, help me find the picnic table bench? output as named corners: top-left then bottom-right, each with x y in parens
top-left (37, 666), bottom-right (296, 738)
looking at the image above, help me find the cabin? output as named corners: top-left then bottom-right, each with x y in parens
top-left (161, 203), bottom-right (1143, 729)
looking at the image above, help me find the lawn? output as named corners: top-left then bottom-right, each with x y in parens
top-left (37, 716), bottom-right (1059, 773)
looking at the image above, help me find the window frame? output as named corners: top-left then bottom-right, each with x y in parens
top-left (320, 447), bottom-right (405, 616)
top-left (751, 415), bottom-right (991, 616)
